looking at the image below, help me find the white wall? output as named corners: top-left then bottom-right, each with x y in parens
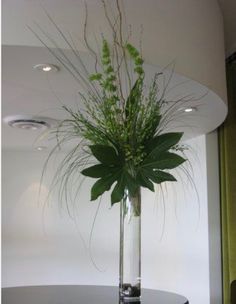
top-left (2, 134), bottom-right (220, 304)
top-left (205, 131), bottom-right (222, 304)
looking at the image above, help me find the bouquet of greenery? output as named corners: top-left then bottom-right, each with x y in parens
top-left (35, 1), bottom-right (188, 211)
top-left (80, 40), bottom-right (185, 204)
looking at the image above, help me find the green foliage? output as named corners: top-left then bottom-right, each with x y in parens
top-left (146, 133), bottom-right (183, 154)
top-left (89, 145), bottom-right (121, 166)
top-left (81, 130), bottom-right (185, 204)
top-left (81, 164), bottom-right (117, 178)
top-left (142, 152), bottom-right (185, 170)
top-left (126, 43), bottom-right (144, 76)
top-left (91, 172), bottom-right (120, 201)
top-left (89, 73), bottom-right (102, 81)
top-left (49, 39), bottom-right (188, 206)
top-left (33, 6), bottom-right (192, 215)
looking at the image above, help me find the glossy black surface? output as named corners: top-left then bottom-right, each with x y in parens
top-left (2, 285), bottom-right (189, 304)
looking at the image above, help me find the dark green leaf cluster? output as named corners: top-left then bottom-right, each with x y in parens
top-left (82, 133), bottom-right (185, 205)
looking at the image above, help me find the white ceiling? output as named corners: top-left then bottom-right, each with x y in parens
top-left (2, 0), bottom-right (228, 150)
top-left (3, 0), bottom-right (235, 57)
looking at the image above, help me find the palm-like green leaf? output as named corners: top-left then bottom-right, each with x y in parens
top-left (136, 171), bottom-right (154, 192)
top-left (146, 132), bottom-right (183, 155)
top-left (142, 168), bottom-right (177, 183)
top-left (111, 173), bottom-right (126, 204)
top-left (81, 164), bottom-right (117, 178)
top-left (142, 152), bottom-right (186, 170)
top-left (90, 145), bottom-right (121, 165)
top-left (91, 171), bottom-right (122, 201)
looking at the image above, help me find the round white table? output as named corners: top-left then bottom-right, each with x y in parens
top-left (2, 285), bottom-right (189, 304)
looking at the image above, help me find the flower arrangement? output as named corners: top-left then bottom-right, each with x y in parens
top-left (34, 4), bottom-right (188, 211)
top-left (32, 1), bottom-right (196, 300)
top-left (62, 40), bottom-right (185, 206)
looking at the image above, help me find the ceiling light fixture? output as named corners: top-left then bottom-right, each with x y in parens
top-left (7, 119), bottom-right (49, 130)
top-left (3, 115), bottom-right (59, 131)
top-left (33, 63), bottom-right (59, 73)
top-left (184, 107), bottom-right (197, 113)
top-left (42, 66), bottom-right (52, 72)
top-left (36, 146), bottom-right (47, 151)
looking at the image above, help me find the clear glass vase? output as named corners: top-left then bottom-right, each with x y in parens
top-left (119, 188), bottom-right (141, 302)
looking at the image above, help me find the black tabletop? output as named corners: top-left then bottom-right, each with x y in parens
top-left (2, 285), bottom-right (189, 304)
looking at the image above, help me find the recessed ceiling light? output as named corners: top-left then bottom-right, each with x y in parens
top-left (33, 63), bottom-right (59, 73)
top-left (184, 107), bottom-right (197, 113)
top-left (36, 146), bottom-right (47, 151)
top-left (42, 66), bottom-right (52, 72)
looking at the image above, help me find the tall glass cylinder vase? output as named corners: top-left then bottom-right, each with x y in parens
top-left (119, 188), bottom-right (141, 301)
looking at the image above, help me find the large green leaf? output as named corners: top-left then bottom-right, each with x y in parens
top-left (111, 173), bottom-right (126, 204)
top-left (90, 145), bottom-right (121, 165)
top-left (91, 171), bottom-right (121, 201)
top-left (142, 152), bottom-right (186, 170)
top-left (146, 132), bottom-right (183, 156)
top-left (111, 170), bottom-right (139, 204)
top-left (125, 79), bottom-right (142, 119)
top-left (142, 168), bottom-right (177, 184)
top-left (136, 171), bottom-right (154, 191)
top-left (81, 164), bottom-right (117, 178)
